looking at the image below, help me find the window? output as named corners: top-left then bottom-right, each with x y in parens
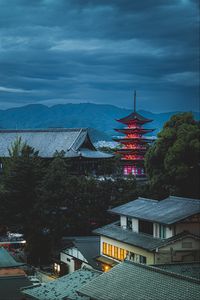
top-left (159, 225), bottom-right (166, 238)
top-left (108, 244), bottom-right (112, 256)
top-left (119, 248), bottom-right (127, 261)
top-left (139, 220), bottom-right (153, 235)
top-left (114, 246), bottom-right (118, 259)
top-left (127, 217), bottom-right (132, 230)
top-left (139, 255), bottom-right (147, 264)
top-left (103, 242), bottom-right (107, 255)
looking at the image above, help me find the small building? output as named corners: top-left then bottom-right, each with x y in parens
top-left (58, 236), bottom-right (100, 274)
top-left (93, 196), bottom-right (200, 271)
top-left (0, 247), bottom-right (31, 299)
top-left (21, 267), bottom-right (101, 300)
top-left (77, 260), bottom-right (200, 300)
top-left (0, 128), bottom-right (113, 175)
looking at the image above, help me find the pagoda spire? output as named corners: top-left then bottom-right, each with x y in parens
top-left (134, 90), bottom-right (136, 112)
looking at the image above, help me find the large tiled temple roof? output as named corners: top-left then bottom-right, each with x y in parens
top-left (0, 128), bottom-right (113, 159)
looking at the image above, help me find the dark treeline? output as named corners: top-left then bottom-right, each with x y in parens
top-left (0, 112), bottom-right (199, 265)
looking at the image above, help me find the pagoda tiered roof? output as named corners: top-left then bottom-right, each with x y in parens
top-left (115, 128), bottom-right (154, 135)
top-left (117, 112), bottom-right (153, 125)
top-left (113, 137), bottom-right (153, 144)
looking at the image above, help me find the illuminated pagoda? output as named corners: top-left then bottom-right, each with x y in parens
top-left (114, 91), bottom-right (154, 177)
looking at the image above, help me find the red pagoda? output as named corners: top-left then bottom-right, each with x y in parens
top-left (114, 91), bottom-right (154, 177)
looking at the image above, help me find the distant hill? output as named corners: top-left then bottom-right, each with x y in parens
top-left (0, 103), bottom-right (199, 141)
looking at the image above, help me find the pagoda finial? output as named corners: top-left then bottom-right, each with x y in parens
top-left (134, 90), bottom-right (136, 112)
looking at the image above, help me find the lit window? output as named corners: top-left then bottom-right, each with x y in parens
top-left (108, 244), bottom-right (112, 256)
top-left (114, 246), bottom-right (118, 259)
top-left (120, 248), bottom-right (126, 261)
top-left (103, 242), bottom-right (107, 255)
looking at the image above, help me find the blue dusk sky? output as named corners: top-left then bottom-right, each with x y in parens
top-left (0, 0), bottom-right (199, 112)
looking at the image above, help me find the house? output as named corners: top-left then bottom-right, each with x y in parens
top-left (93, 196), bottom-right (200, 271)
top-left (77, 260), bottom-right (200, 300)
top-left (0, 247), bottom-right (31, 299)
top-left (21, 267), bottom-right (101, 300)
top-left (0, 128), bottom-right (113, 175)
top-left (55, 236), bottom-right (100, 275)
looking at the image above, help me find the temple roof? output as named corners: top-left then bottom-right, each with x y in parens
top-left (117, 112), bottom-right (153, 124)
top-left (0, 128), bottom-right (113, 159)
top-left (115, 128), bottom-right (155, 134)
top-left (113, 137), bottom-right (153, 144)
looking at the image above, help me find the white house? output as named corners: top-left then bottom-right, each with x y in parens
top-left (94, 196), bottom-right (200, 271)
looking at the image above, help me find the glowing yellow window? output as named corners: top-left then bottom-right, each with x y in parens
top-left (103, 242), bottom-right (107, 255)
top-left (114, 246), bottom-right (118, 259)
top-left (120, 248), bottom-right (125, 260)
top-left (108, 244), bottom-right (112, 256)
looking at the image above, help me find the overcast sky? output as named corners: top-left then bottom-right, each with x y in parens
top-left (0, 0), bottom-right (199, 112)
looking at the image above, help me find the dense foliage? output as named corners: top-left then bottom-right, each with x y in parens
top-left (145, 112), bottom-right (200, 199)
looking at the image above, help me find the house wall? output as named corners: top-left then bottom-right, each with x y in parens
top-left (175, 222), bottom-right (200, 236)
top-left (60, 247), bottom-right (88, 273)
top-left (100, 236), bottom-right (154, 265)
top-left (155, 237), bottom-right (200, 264)
top-left (132, 218), bottom-right (139, 232)
top-left (120, 216), bottom-right (127, 229)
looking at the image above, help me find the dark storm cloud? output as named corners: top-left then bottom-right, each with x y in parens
top-left (0, 0), bottom-right (199, 111)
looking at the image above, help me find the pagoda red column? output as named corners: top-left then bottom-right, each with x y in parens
top-left (113, 92), bottom-right (154, 177)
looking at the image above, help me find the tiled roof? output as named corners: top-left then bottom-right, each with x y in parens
top-left (153, 262), bottom-right (200, 280)
top-left (21, 268), bottom-right (101, 300)
top-left (93, 223), bottom-right (199, 251)
top-left (0, 128), bottom-right (113, 159)
top-left (117, 112), bottom-right (153, 124)
top-left (108, 196), bottom-right (200, 224)
top-left (93, 223), bottom-right (162, 250)
top-left (78, 261), bottom-right (200, 300)
top-left (0, 247), bottom-right (24, 268)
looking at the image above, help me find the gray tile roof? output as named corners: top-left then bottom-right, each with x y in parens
top-left (108, 196), bottom-right (200, 224)
top-left (94, 223), bottom-right (163, 250)
top-left (0, 247), bottom-right (24, 268)
top-left (153, 262), bottom-right (200, 280)
top-left (0, 128), bottom-right (113, 159)
top-left (93, 223), bottom-right (199, 251)
top-left (78, 260), bottom-right (200, 300)
top-left (21, 268), bottom-right (101, 300)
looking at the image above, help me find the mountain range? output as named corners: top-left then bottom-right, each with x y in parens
top-left (0, 103), bottom-right (199, 141)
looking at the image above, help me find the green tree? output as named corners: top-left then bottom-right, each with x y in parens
top-left (145, 113), bottom-right (200, 198)
top-left (1, 137), bottom-right (44, 228)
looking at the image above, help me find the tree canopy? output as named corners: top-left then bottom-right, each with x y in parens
top-left (145, 112), bottom-right (200, 198)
